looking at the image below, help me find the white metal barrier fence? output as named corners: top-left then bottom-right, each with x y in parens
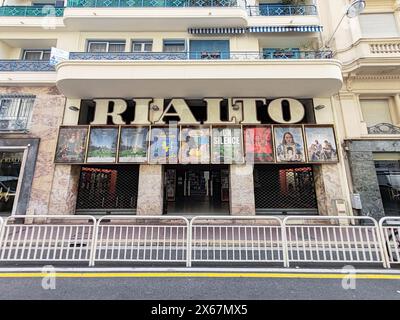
top-left (283, 216), bottom-right (386, 267)
top-left (379, 217), bottom-right (400, 268)
top-left (0, 215), bottom-right (396, 268)
top-left (188, 216), bottom-right (284, 267)
top-left (0, 215), bottom-right (96, 264)
top-left (93, 216), bottom-right (190, 266)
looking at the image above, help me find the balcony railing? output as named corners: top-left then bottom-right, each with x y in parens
top-left (0, 6), bottom-right (64, 17)
top-left (0, 60), bottom-right (55, 72)
top-left (67, 0), bottom-right (237, 7)
top-left (69, 50), bottom-right (332, 60)
top-left (247, 4), bottom-right (317, 16)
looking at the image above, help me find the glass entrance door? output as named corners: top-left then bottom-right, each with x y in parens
top-left (0, 151), bottom-right (23, 215)
top-left (375, 160), bottom-right (400, 216)
top-left (164, 165), bottom-right (229, 215)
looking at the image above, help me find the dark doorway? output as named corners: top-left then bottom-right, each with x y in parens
top-left (164, 165), bottom-right (229, 215)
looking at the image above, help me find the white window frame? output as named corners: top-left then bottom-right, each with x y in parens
top-left (22, 49), bottom-right (51, 61)
top-left (131, 40), bottom-right (153, 52)
top-left (87, 41), bottom-right (126, 53)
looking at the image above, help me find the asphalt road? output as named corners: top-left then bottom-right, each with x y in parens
top-left (0, 269), bottom-right (399, 300)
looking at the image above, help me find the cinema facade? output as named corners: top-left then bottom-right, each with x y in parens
top-left (14, 92), bottom-right (345, 218)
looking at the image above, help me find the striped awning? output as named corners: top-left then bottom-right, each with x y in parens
top-left (188, 25), bottom-right (323, 34)
top-left (188, 27), bottom-right (247, 34)
top-left (248, 25), bottom-right (323, 33)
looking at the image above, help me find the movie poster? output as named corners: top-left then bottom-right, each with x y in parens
top-left (244, 126), bottom-right (274, 163)
top-left (180, 127), bottom-right (210, 164)
top-left (118, 127), bottom-right (149, 163)
top-left (274, 126), bottom-right (305, 163)
top-left (86, 127), bottom-right (119, 163)
top-left (149, 127), bottom-right (179, 163)
top-left (305, 126), bottom-right (338, 163)
top-left (55, 126), bottom-right (88, 163)
top-left (212, 127), bottom-right (243, 164)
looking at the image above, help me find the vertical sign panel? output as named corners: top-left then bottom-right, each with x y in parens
top-left (244, 126), bottom-right (274, 163)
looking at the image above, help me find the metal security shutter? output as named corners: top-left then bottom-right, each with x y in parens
top-left (76, 165), bottom-right (139, 214)
top-left (254, 165), bottom-right (318, 215)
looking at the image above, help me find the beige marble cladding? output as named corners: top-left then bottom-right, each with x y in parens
top-left (137, 164), bottom-right (163, 215)
top-left (229, 164), bottom-right (256, 215)
top-left (0, 86), bottom-right (66, 215)
top-left (314, 164), bottom-right (345, 216)
top-left (48, 165), bottom-right (80, 215)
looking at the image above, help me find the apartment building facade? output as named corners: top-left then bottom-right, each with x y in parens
top-left (0, 0), bottom-right (398, 219)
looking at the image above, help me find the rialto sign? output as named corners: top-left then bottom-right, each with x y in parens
top-left (88, 97), bottom-right (307, 125)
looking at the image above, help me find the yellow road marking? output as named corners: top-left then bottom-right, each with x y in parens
top-left (0, 272), bottom-right (399, 279)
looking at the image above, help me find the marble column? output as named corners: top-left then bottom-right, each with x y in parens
top-left (136, 165), bottom-right (163, 215)
top-left (48, 165), bottom-right (80, 215)
top-left (314, 164), bottom-right (345, 216)
top-left (229, 164), bottom-right (256, 215)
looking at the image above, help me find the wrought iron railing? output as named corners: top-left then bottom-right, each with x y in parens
top-left (69, 50), bottom-right (333, 60)
top-left (0, 96), bottom-right (35, 132)
top-left (367, 123), bottom-right (400, 135)
top-left (67, 0), bottom-right (237, 7)
top-left (247, 4), bottom-right (317, 16)
top-left (0, 6), bottom-right (64, 17)
top-left (0, 60), bottom-right (55, 72)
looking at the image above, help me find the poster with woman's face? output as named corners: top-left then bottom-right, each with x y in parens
top-left (180, 127), bottom-right (210, 164)
top-left (118, 127), bottom-right (149, 163)
top-left (55, 126), bottom-right (88, 163)
top-left (149, 127), bottom-right (179, 163)
top-left (305, 126), bottom-right (338, 163)
top-left (86, 127), bottom-right (118, 163)
top-left (274, 126), bottom-right (305, 163)
top-left (212, 127), bottom-right (243, 164)
top-left (244, 127), bottom-right (274, 163)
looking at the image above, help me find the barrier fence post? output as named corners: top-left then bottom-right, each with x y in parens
top-left (89, 217), bottom-right (99, 267)
top-left (281, 219), bottom-right (289, 268)
top-left (186, 218), bottom-right (192, 267)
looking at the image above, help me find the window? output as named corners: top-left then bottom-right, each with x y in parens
top-left (0, 151), bottom-right (24, 216)
top-left (359, 13), bottom-right (399, 38)
top-left (87, 41), bottom-right (126, 53)
top-left (22, 50), bottom-right (51, 61)
top-left (360, 99), bottom-right (393, 127)
top-left (132, 40), bottom-right (153, 52)
top-left (0, 96), bottom-right (35, 131)
top-left (163, 40), bottom-right (185, 52)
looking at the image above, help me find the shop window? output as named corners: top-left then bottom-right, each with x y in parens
top-left (87, 41), bottom-right (126, 53)
top-left (374, 156), bottom-right (400, 216)
top-left (132, 40), bottom-right (153, 52)
top-left (22, 49), bottom-right (51, 61)
top-left (163, 40), bottom-right (186, 52)
top-left (0, 151), bottom-right (23, 216)
top-left (0, 96), bottom-right (35, 131)
top-left (359, 13), bottom-right (399, 38)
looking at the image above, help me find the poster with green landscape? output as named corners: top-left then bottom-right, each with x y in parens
top-left (86, 127), bottom-right (118, 163)
top-left (118, 127), bottom-right (149, 163)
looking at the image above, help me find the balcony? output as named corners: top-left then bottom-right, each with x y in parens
top-left (0, 60), bottom-right (56, 85)
top-left (64, 0), bottom-right (247, 31)
top-left (339, 38), bottom-right (400, 76)
top-left (56, 51), bottom-right (342, 99)
top-left (0, 6), bottom-right (64, 16)
top-left (246, 4), bottom-right (319, 28)
top-left (247, 4), bottom-right (317, 16)
top-left (0, 5), bottom-right (65, 29)
top-left (69, 50), bottom-right (333, 60)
